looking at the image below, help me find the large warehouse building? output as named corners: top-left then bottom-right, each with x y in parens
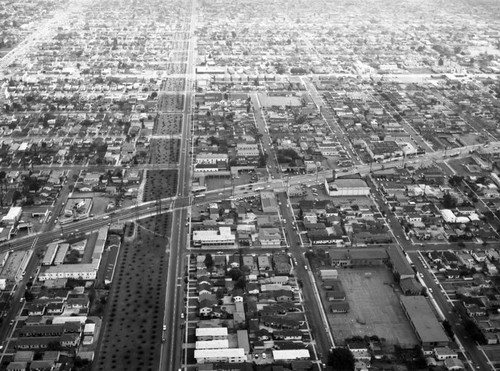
top-left (400, 296), bottom-right (449, 352)
top-left (325, 178), bottom-right (370, 197)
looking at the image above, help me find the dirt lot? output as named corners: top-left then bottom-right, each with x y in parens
top-left (205, 177), bottom-right (231, 191)
top-left (89, 195), bottom-right (113, 215)
top-left (326, 266), bottom-right (418, 347)
top-left (92, 217), bottom-right (170, 371)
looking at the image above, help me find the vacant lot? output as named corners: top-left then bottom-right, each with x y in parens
top-left (143, 170), bottom-right (178, 202)
top-left (205, 177), bottom-right (231, 191)
top-left (93, 217), bottom-right (170, 371)
top-left (326, 266), bottom-right (417, 347)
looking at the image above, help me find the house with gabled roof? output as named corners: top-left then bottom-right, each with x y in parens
top-left (275, 290), bottom-right (294, 302)
top-left (199, 297), bottom-right (218, 316)
top-left (247, 283), bottom-right (259, 295)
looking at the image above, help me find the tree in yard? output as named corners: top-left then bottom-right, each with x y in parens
top-left (328, 348), bottom-right (355, 371)
top-left (296, 114), bottom-right (307, 125)
top-left (66, 249), bottom-right (81, 264)
top-left (204, 254), bottom-right (214, 271)
top-left (228, 267), bottom-right (243, 281)
top-left (215, 288), bottom-right (226, 299)
top-left (240, 265), bottom-right (251, 275)
top-left (258, 153), bottom-right (268, 167)
top-left (0, 170), bottom-right (5, 207)
top-left (448, 175), bottom-right (463, 187)
top-left (24, 291), bottom-right (35, 302)
top-left (277, 148), bottom-right (300, 164)
top-left (442, 192), bottom-right (457, 209)
top-left (234, 276), bottom-right (246, 290)
top-left (304, 251), bottom-right (316, 260)
top-left (88, 288), bottom-right (96, 304)
top-left (442, 320), bottom-right (454, 338)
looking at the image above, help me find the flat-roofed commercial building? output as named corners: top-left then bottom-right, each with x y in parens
top-left (195, 153), bottom-right (228, 165)
top-left (325, 178), bottom-right (370, 197)
top-left (193, 227), bottom-right (236, 249)
top-left (400, 296), bottom-right (449, 352)
top-left (2, 207), bottom-right (22, 225)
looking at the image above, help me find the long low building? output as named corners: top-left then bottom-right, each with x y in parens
top-left (42, 243), bottom-right (59, 266)
top-left (38, 262), bottom-right (99, 281)
top-left (329, 248), bottom-right (388, 268)
top-left (195, 340), bottom-right (229, 349)
top-left (272, 349), bottom-right (311, 361)
top-left (400, 296), bottom-right (449, 351)
top-left (194, 348), bottom-right (246, 364)
top-left (195, 327), bottom-right (228, 340)
top-left (387, 246), bottom-right (415, 280)
top-left (53, 243), bottom-right (69, 265)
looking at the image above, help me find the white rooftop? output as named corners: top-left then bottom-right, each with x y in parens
top-left (272, 349), bottom-right (310, 360)
top-left (194, 348), bottom-right (245, 358)
top-left (196, 327), bottom-right (228, 337)
top-left (193, 227), bottom-right (235, 242)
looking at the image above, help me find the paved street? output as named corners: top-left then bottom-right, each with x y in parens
top-left (160, 2), bottom-right (197, 371)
